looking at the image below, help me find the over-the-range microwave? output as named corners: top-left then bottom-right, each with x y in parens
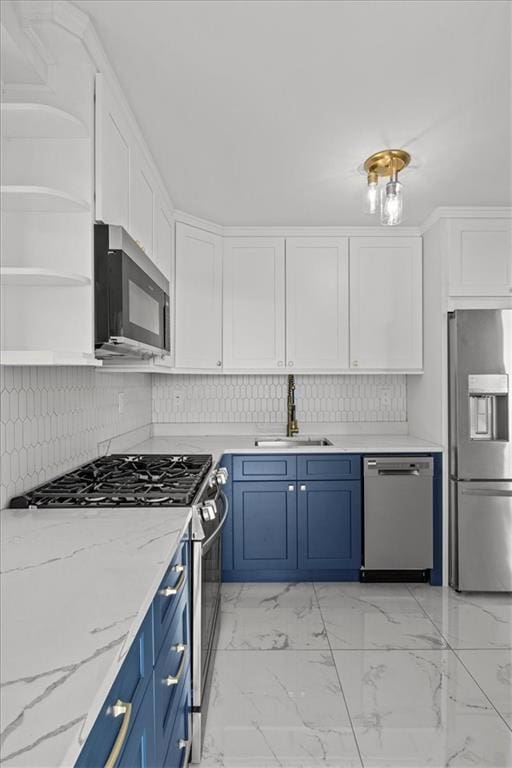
top-left (94, 224), bottom-right (170, 359)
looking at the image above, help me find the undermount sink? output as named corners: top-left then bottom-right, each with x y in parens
top-left (254, 437), bottom-right (333, 448)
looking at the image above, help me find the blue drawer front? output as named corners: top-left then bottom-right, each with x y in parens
top-left (153, 540), bottom-right (189, 655)
top-left (162, 677), bottom-right (190, 768)
top-left (297, 454), bottom-right (360, 480)
top-left (154, 590), bottom-right (190, 760)
top-left (233, 481), bottom-right (297, 570)
top-left (117, 677), bottom-right (156, 768)
top-left (75, 609), bottom-right (153, 767)
top-left (233, 454), bottom-right (297, 481)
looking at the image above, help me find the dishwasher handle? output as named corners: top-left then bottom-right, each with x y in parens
top-left (378, 469), bottom-right (420, 476)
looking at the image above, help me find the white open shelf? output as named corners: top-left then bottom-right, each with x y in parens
top-left (1, 103), bottom-right (88, 139)
top-left (0, 350), bottom-right (102, 366)
top-left (0, 267), bottom-right (91, 287)
top-left (0, 186), bottom-right (90, 212)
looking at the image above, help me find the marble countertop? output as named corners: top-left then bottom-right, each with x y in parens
top-left (127, 433), bottom-right (444, 465)
top-left (0, 430), bottom-right (442, 766)
top-left (0, 505), bottom-right (192, 767)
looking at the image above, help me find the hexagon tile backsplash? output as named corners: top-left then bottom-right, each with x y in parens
top-left (152, 374), bottom-right (406, 425)
top-left (1, 368), bottom-right (406, 509)
top-left (0, 367), bottom-right (152, 509)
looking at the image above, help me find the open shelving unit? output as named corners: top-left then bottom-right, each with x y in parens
top-left (0, 267), bottom-right (91, 287)
top-left (1, 92), bottom-right (95, 367)
top-left (1, 185), bottom-right (90, 212)
top-left (0, 351), bottom-right (101, 366)
top-left (1, 103), bottom-right (88, 139)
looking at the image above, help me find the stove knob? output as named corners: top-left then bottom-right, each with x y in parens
top-left (201, 501), bottom-right (217, 522)
top-left (215, 468), bottom-right (228, 485)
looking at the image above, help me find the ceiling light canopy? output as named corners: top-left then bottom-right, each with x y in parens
top-left (363, 149), bottom-right (411, 226)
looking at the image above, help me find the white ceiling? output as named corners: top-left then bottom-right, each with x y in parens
top-left (75, 0), bottom-right (511, 226)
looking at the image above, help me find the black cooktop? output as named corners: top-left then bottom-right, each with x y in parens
top-left (9, 454), bottom-right (213, 509)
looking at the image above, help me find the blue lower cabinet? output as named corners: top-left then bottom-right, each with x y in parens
top-left (298, 481), bottom-right (361, 570)
top-left (154, 591), bottom-right (190, 761)
top-left (75, 609), bottom-right (153, 767)
top-left (162, 677), bottom-right (190, 767)
top-left (116, 677), bottom-right (156, 768)
top-left (233, 481), bottom-right (297, 570)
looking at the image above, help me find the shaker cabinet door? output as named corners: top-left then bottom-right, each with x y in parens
top-left (130, 144), bottom-right (155, 258)
top-left (223, 238), bottom-right (285, 370)
top-left (233, 482), bottom-right (297, 570)
top-left (298, 481), bottom-right (361, 570)
top-left (286, 237), bottom-right (349, 370)
top-left (175, 223), bottom-right (223, 369)
top-left (349, 237), bottom-right (423, 371)
top-left (448, 218), bottom-right (512, 297)
top-left (95, 73), bottom-right (130, 230)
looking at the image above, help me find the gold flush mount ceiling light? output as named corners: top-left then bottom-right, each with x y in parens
top-left (363, 149), bottom-right (411, 226)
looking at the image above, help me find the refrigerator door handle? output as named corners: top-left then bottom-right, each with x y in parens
top-left (461, 488), bottom-right (512, 497)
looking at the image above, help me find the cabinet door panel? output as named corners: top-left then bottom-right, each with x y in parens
top-left (298, 481), bottom-right (361, 570)
top-left (349, 237), bottom-right (422, 370)
top-left (448, 219), bottom-right (512, 297)
top-left (233, 482), bottom-right (297, 570)
top-left (223, 238), bottom-right (285, 370)
top-left (155, 200), bottom-right (173, 280)
top-left (130, 146), bottom-right (155, 257)
top-left (286, 237), bottom-right (349, 369)
top-left (175, 223), bottom-right (223, 369)
top-left (95, 73), bottom-right (130, 229)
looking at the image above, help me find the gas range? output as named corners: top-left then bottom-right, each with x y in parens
top-left (9, 454), bottom-right (214, 509)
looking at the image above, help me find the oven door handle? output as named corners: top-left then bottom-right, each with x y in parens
top-left (202, 490), bottom-right (229, 553)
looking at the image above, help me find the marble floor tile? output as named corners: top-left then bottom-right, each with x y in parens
top-left (408, 585), bottom-right (512, 649)
top-left (200, 650), bottom-right (362, 767)
top-left (457, 649), bottom-right (512, 728)
top-left (333, 648), bottom-right (512, 767)
top-left (216, 583), bottom-right (329, 651)
top-left (315, 583), bottom-right (447, 650)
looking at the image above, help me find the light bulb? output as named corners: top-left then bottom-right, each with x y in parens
top-left (364, 179), bottom-right (379, 214)
top-left (380, 179), bottom-right (403, 226)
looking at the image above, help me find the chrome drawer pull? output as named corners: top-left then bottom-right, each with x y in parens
top-left (104, 699), bottom-right (132, 768)
top-left (159, 565), bottom-right (186, 597)
top-left (163, 654), bottom-right (187, 686)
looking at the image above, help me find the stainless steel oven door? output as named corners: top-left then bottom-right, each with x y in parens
top-left (191, 487), bottom-right (228, 763)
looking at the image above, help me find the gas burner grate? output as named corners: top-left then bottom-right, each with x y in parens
top-left (9, 454), bottom-right (213, 509)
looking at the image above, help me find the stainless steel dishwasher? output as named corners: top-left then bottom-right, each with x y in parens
top-left (363, 457), bottom-right (434, 574)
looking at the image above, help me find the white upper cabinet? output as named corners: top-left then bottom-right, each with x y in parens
top-left (223, 238), bottom-right (285, 370)
top-left (448, 218), bottom-right (512, 297)
top-left (286, 237), bottom-right (349, 370)
top-left (95, 72), bottom-right (173, 281)
top-left (349, 237), bottom-right (423, 371)
top-left (95, 73), bottom-right (130, 230)
top-left (175, 223), bottom-right (223, 370)
top-left (155, 199), bottom-right (173, 280)
top-left (130, 143), bottom-right (155, 258)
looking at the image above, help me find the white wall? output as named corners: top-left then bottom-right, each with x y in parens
top-left (0, 367), bottom-right (152, 508)
top-left (152, 373), bottom-right (407, 427)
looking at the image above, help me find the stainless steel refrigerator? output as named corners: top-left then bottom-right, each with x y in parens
top-left (449, 309), bottom-right (512, 591)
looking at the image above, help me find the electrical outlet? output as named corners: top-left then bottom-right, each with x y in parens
top-left (118, 392), bottom-right (126, 414)
top-left (380, 386), bottom-right (393, 409)
top-left (173, 388), bottom-right (184, 411)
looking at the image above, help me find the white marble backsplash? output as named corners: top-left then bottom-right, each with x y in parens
top-left (0, 367), bottom-right (152, 509)
top-left (152, 373), bottom-right (407, 425)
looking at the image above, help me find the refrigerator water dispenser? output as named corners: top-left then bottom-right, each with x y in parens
top-left (468, 374), bottom-right (509, 441)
